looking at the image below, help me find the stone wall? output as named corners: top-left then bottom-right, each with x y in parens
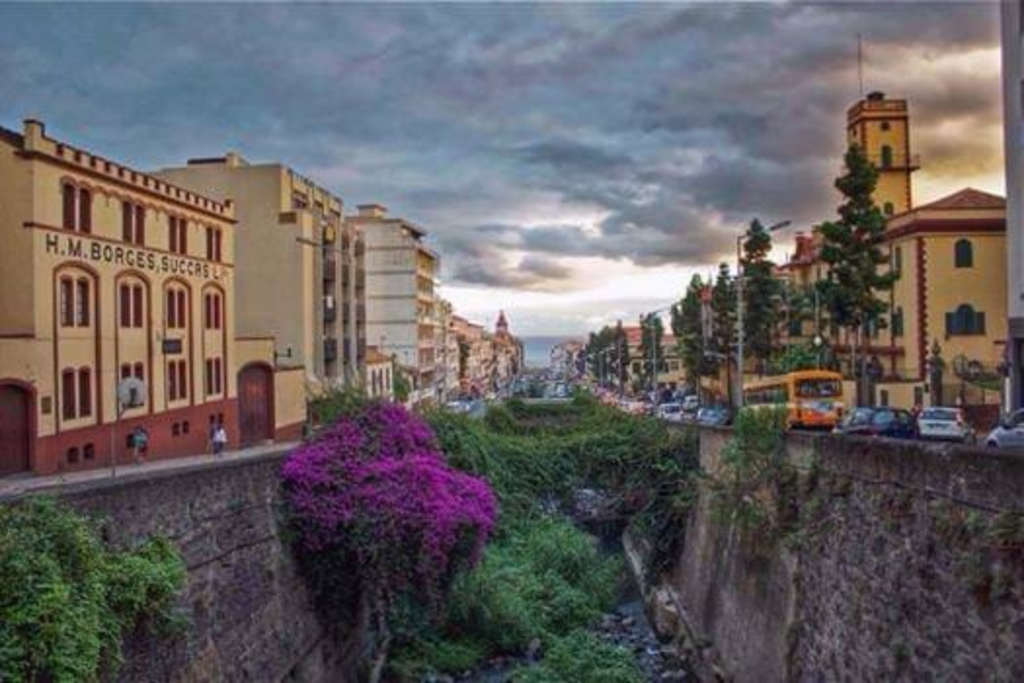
top-left (7, 451), bottom-right (363, 682)
top-left (657, 427), bottom-right (1024, 682)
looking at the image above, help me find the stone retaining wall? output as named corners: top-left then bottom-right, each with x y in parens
top-left (4, 451), bottom-right (363, 682)
top-left (658, 427), bottom-right (1024, 681)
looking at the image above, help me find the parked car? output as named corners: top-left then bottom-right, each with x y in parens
top-left (917, 407), bottom-right (974, 443)
top-left (656, 402), bottom-right (684, 423)
top-left (445, 400), bottom-right (472, 414)
top-left (985, 409), bottom-right (1024, 449)
top-left (682, 395), bottom-right (700, 414)
top-left (696, 405), bottom-right (733, 427)
top-left (834, 407), bottom-right (917, 439)
top-left (618, 399), bottom-right (648, 416)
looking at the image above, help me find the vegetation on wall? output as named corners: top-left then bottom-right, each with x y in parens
top-left (706, 407), bottom-right (795, 539)
top-left (0, 497), bottom-right (185, 682)
top-left (281, 401), bottom-right (497, 683)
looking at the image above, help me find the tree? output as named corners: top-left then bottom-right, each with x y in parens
top-left (817, 145), bottom-right (895, 402)
top-left (392, 361), bottom-right (411, 403)
top-left (638, 313), bottom-right (665, 390)
top-left (613, 320), bottom-right (629, 390)
top-left (741, 219), bottom-right (783, 374)
top-left (673, 274), bottom-right (715, 388)
top-left (710, 263), bottom-right (737, 402)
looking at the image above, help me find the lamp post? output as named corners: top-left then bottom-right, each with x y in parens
top-left (735, 220), bottom-right (792, 409)
top-left (639, 305), bottom-right (674, 409)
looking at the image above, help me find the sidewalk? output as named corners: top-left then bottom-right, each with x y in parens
top-left (0, 441), bottom-right (299, 500)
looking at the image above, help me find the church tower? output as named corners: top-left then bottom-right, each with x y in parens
top-left (846, 91), bottom-right (918, 218)
top-left (496, 310), bottom-right (509, 336)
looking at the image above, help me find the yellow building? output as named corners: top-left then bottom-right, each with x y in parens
top-left (623, 326), bottom-right (684, 390)
top-left (154, 154), bottom-right (366, 393)
top-left (873, 189), bottom-right (1006, 410)
top-left (0, 120), bottom-right (304, 478)
top-left (782, 93), bottom-right (1007, 417)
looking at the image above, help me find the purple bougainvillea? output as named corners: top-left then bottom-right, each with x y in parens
top-left (281, 401), bottom-right (496, 606)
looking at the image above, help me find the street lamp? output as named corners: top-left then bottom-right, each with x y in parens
top-left (735, 219), bottom-right (792, 409)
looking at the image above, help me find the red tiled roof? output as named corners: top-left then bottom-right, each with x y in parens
top-left (915, 188), bottom-right (1005, 211)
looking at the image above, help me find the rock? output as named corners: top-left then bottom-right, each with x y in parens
top-left (621, 616), bottom-right (636, 628)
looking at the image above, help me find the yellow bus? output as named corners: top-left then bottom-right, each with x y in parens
top-left (743, 370), bottom-right (845, 430)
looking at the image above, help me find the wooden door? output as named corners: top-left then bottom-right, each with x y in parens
top-left (0, 385), bottom-right (30, 476)
top-left (237, 365), bottom-right (273, 447)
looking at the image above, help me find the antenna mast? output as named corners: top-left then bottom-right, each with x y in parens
top-left (857, 34), bottom-right (865, 96)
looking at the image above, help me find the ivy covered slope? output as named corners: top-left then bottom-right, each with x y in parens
top-left (0, 497), bottom-right (185, 682)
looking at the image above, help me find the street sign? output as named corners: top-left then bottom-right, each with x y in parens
top-left (162, 338), bottom-right (183, 355)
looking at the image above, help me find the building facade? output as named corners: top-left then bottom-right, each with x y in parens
top-left (154, 153), bottom-right (366, 394)
top-left (781, 92), bottom-right (1008, 416)
top-left (1002, 0), bottom-right (1024, 409)
top-left (350, 204), bottom-right (439, 405)
top-left (0, 120), bottom-right (303, 477)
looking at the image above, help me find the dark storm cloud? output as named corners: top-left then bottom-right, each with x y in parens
top-left (0, 1), bottom-right (1001, 292)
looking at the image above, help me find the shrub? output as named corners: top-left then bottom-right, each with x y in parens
top-left (281, 401), bottom-right (497, 682)
top-left (512, 630), bottom-right (643, 683)
top-left (0, 498), bottom-right (185, 682)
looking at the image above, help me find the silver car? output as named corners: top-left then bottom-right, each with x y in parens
top-left (985, 409), bottom-right (1024, 449)
top-left (917, 407), bottom-right (973, 443)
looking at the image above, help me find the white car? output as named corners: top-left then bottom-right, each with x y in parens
top-left (656, 403), bottom-right (684, 422)
top-left (916, 407), bottom-right (973, 443)
top-left (985, 409), bottom-right (1024, 449)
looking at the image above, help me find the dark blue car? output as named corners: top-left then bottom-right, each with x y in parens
top-left (834, 407), bottom-right (917, 439)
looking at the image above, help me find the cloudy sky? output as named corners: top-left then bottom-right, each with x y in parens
top-left (0, 1), bottom-right (1003, 336)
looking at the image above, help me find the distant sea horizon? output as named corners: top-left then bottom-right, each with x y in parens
top-left (520, 335), bottom-right (582, 368)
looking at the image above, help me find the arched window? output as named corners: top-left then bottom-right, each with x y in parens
top-left (883, 202), bottom-right (895, 216)
top-left (954, 239), bottom-right (973, 268)
top-left (880, 145), bottom-right (893, 168)
top-left (946, 304), bottom-right (986, 336)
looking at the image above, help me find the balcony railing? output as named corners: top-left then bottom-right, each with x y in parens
top-left (864, 152), bottom-right (921, 171)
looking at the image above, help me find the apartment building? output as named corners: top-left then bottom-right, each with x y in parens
top-left (154, 154), bottom-right (365, 394)
top-left (0, 120), bottom-right (304, 477)
top-left (1002, 0), bottom-right (1024, 409)
top-left (349, 204), bottom-right (439, 405)
top-left (623, 326), bottom-right (684, 391)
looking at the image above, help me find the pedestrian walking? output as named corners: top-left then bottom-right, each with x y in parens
top-left (130, 426), bottom-right (149, 464)
top-left (212, 422), bottom-right (228, 457)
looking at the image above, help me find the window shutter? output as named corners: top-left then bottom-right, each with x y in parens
top-left (123, 202), bottom-right (133, 242)
top-left (120, 284), bottom-right (131, 327)
top-left (78, 189), bottom-right (92, 233)
top-left (946, 312), bottom-right (955, 335)
top-left (78, 368), bottom-right (92, 417)
top-left (61, 369), bottom-right (76, 420)
top-left (132, 285), bottom-right (143, 328)
top-left (977, 311), bottom-right (986, 335)
top-left (63, 184), bottom-right (77, 229)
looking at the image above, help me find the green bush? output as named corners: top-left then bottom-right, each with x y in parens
top-left (0, 498), bottom-right (185, 682)
top-left (445, 518), bottom-right (621, 654)
top-left (512, 630), bottom-right (643, 683)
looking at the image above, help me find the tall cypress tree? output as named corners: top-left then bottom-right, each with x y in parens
top-left (710, 263), bottom-right (736, 402)
top-left (741, 219), bottom-right (782, 374)
top-left (817, 145), bottom-right (894, 398)
top-left (673, 274), bottom-right (712, 387)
